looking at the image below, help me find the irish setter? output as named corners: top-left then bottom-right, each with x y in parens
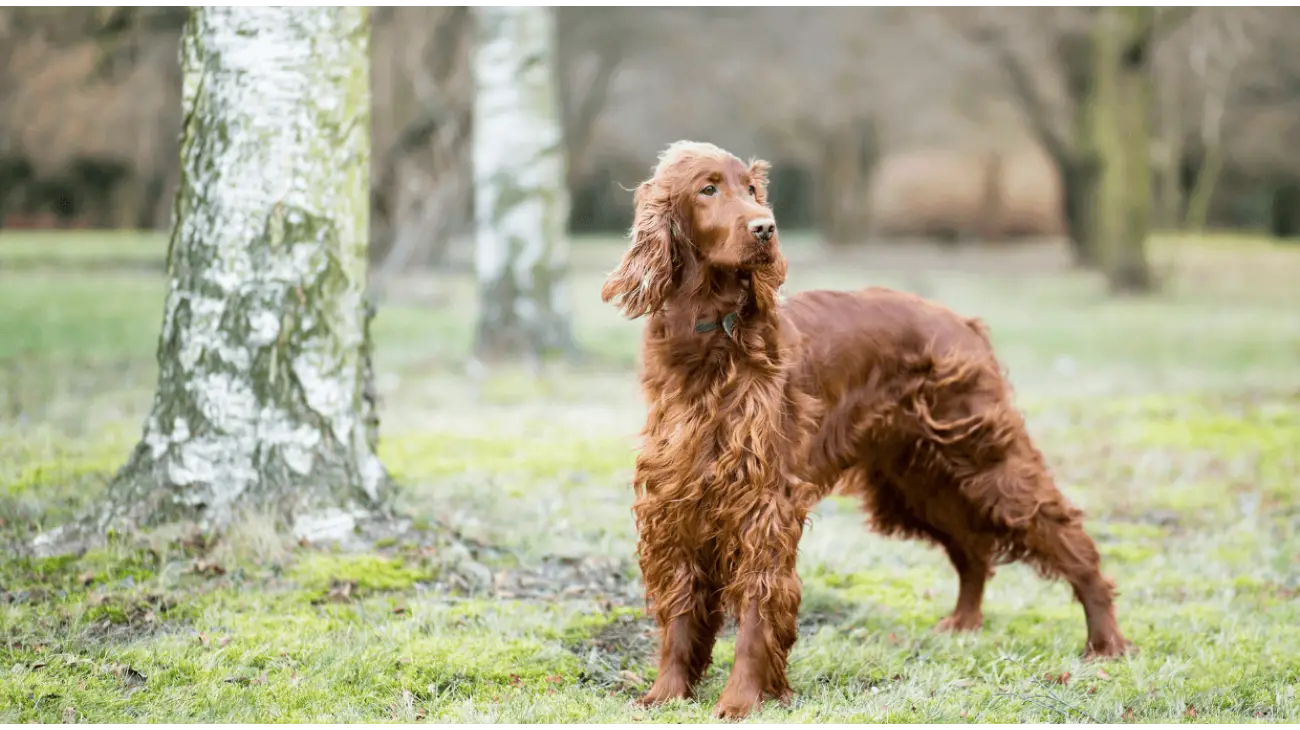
top-left (601, 141), bottom-right (1130, 719)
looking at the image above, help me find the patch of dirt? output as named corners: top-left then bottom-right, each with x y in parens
top-left (361, 513), bottom-right (644, 606)
top-left (491, 554), bottom-right (641, 607)
top-left (798, 600), bottom-right (857, 636)
top-left (567, 612), bottom-right (658, 692)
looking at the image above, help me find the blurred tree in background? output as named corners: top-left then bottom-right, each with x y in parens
top-left (3, 8), bottom-right (1299, 289)
top-left (470, 6), bottom-right (575, 363)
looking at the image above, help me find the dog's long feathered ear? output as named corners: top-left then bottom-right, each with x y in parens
top-left (601, 178), bottom-right (680, 319)
top-left (748, 158), bottom-right (772, 207)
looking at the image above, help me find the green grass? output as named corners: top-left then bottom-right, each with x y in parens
top-left (2, 234), bottom-right (1299, 722)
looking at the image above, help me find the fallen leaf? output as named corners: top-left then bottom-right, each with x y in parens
top-left (30, 661), bottom-right (47, 670)
top-left (61, 707), bottom-right (77, 724)
top-left (509, 673), bottom-right (523, 687)
top-left (197, 633), bottom-right (211, 647)
top-left (545, 674), bottom-right (563, 684)
top-left (1096, 668), bottom-right (1111, 680)
top-left (618, 670), bottom-right (643, 687)
top-left (1123, 707), bottom-right (1135, 720)
top-left (960, 710), bottom-right (967, 718)
top-left (1185, 706), bottom-right (1197, 718)
top-left (218, 636), bottom-right (231, 647)
top-left (1046, 671), bottom-right (1071, 685)
top-left (313, 579), bottom-right (358, 604)
top-left (393, 606), bottom-right (407, 615)
top-left (77, 572), bottom-right (95, 586)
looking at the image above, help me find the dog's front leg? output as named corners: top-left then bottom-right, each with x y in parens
top-left (714, 495), bottom-right (804, 720)
top-left (635, 531), bottom-right (723, 706)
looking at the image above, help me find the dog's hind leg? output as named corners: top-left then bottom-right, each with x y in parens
top-left (961, 454), bottom-right (1131, 659)
top-left (844, 467), bottom-right (994, 632)
top-left (932, 533), bottom-right (994, 632)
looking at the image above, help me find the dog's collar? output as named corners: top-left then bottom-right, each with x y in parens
top-left (695, 311), bottom-right (740, 338)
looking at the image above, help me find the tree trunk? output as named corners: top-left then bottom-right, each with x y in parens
top-left (818, 117), bottom-right (878, 248)
top-left (1061, 48), bottom-right (1102, 268)
top-left (1151, 68), bottom-right (1185, 232)
top-left (1182, 142), bottom-right (1223, 235)
top-left (1061, 154), bottom-right (1100, 266)
top-left (97, 7), bottom-right (389, 540)
top-left (471, 6), bottom-right (575, 361)
top-left (1273, 182), bottom-right (1300, 240)
top-left (1091, 6), bottom-right (1155, 294)
top-left (976, 150), bottom-right (1004, 243)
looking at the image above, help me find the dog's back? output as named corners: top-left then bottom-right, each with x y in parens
top-left (780, 286), bottom-right (999, 400)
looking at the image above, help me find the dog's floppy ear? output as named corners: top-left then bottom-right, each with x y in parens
top-left (748, 158), bottom-right (772, 207)
top-left (601, 178), bottom-right (682, 319)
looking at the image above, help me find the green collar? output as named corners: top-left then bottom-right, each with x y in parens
top-left (695, 311), bottom-right (740, 338)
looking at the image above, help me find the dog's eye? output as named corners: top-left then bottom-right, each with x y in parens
top-left (700, 184), bottom-right (718, 196)
top-left (748, 185), bottom-right (757, 197)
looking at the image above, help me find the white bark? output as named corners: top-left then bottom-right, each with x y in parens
top-left (471, 6), bottom-right (574, 359)
top-left (101, 7), bottom-right (387, 535)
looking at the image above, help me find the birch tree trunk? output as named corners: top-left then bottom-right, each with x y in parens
top-left (471, 6), bottom-right (575, 361)
top-left (93, 7), bottom-right (388, 541)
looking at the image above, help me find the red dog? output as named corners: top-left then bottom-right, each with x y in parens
top-left (602, 141), bottom-right (1130, 719)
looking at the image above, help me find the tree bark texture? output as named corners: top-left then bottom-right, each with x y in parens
top-left (101, 7), bottom-right (388, 539)
top-left (471, 6), bottom-right (575, 361)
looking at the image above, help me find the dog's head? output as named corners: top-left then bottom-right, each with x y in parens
top-left (601, 141), bottom-right (786, 319)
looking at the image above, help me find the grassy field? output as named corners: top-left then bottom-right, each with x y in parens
top-left (1, 232), bottom-right (1298, 722)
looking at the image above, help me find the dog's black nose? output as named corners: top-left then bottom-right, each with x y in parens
top-left (749, 218), bottom-right (776, 243)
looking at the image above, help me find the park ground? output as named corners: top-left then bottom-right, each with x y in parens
top-left (1, 231), bottom-right (1298, 722)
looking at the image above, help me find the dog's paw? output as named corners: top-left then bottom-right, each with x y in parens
top-left (1083, 637), bottom-right (1134, 661)
top-left (934, 612), bottom-right (984, 633)
top-left (713, 695), bottom-right (761, 721)
top-left (769, 687), bottom-right (794, 707)
top-left (713, 678), bottom-right (766, 720)
top-left (636, 678), bottom-right (692, 707)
